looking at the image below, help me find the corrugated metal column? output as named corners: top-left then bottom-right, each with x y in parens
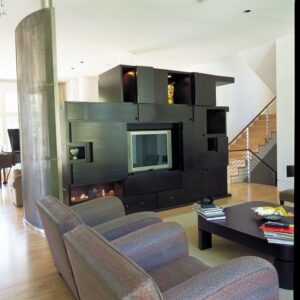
top-left (15, 7), bottom-right (63, 229)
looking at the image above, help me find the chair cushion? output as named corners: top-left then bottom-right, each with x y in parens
top-left (149, 256), bottom-right (210, 292)
top-left (279, 189), bottom-right (294, 203)
top-left (93, 211), bottom-right (162, 241)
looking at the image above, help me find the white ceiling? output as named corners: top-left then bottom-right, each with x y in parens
top-left (0, 0), bottom-right (294, 80)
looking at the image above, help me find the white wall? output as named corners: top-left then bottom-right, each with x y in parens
top-left (276, 35), bottom-right (294, 190)
top-left (239, 42), bottom-right (276, 95)
top-left (65, 76), bottom-right (99, 101)
top-left (191, 53), bottom-right (274, 141)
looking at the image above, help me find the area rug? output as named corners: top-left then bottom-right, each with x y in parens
top-left (160, 201), bottom-right (293, 299)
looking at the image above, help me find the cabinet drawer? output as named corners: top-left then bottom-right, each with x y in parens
top-left (123, 193), bottom-right (157, 214)
top-left (124, 170), bottom-right (182, 196)
top-left (157, 189), bottom-right (185, 209)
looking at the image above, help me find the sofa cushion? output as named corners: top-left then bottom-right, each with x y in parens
top-left (149, 256), bottom-right (210, 292)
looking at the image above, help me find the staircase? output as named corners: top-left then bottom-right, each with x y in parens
top-left (228, 98), bottom-right (277, 184)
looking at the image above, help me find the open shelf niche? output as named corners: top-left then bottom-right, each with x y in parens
top-left (70, 181), bottom-right (123, 204)
top-left (167, 71), bottom-right (193, 105)
top-left (122, 67), bottom-right (137, 103)
top-left (207, 109), bottom-right (226, 134)
top-left (68, 142), bottom-right (93, 163)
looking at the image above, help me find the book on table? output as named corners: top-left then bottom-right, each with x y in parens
top-left (259, 223), bottom-right (294, 245)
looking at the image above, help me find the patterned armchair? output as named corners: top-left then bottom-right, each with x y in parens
top-left (64, 222), bottom-right (279, 300)
top-left (37, 196), bottom-right (162, 299)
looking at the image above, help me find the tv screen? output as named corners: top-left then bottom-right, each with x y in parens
top-left (128, 130), bottom-right (172, 173)
top-left (7, 129), bottom-right (20, 152)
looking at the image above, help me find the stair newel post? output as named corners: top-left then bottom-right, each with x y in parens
top-left (246, 128), bottom-right (251, 183)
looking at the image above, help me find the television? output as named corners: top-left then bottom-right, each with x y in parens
top-left (7, 129), bottom-right (20, 152)
top-left (128, 130), bottom-right (172, 173)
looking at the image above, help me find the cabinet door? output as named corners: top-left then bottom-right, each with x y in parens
top-left (154, 69), bottom-right (168, 104)
top-left (206, 166), bottom-right (228, 197)
top-left (157, 189), bottom-right (185, 208)
top-left (85, 103), bottom-right (138, 122)
top-left (138, 104), bottom-right (193, 123)
top-left (123, 193), bottom-right (157, 214)
top-left (193, 73), bottom-right (216, 107)
top-left (136, 66), bottom-right (155, 104)
top-left (70, 122), bottom-right (128, 185)
top-left (124, 170), bottom-right (183, 196)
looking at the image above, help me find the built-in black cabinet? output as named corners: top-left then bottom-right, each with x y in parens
top-left (63, 64), bottom-right (233, 211)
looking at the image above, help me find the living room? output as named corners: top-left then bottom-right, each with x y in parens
top-left (0, 0), bottom-right (296, 299)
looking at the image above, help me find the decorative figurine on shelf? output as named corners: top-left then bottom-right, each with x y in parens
top-left (108, 189), bottom-right (114, 196)
top-left (70, 147), bottom-right (79, 160)
top-left (167, 82), bottom-right (175, 104)
top-left (101, 189), bottom-right (105, 197)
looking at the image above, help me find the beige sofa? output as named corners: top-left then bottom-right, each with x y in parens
top-left (8, 168), bottom-right (22, 207)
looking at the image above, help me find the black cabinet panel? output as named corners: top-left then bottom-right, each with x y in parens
top-left (98, 65), bottom-right (123, 103)
top-left (196, 136), bottom-right (229, 168)
top-left (124, 170), bottom-right (183, 196)
top-left (85, 103), bottom-right (138, 122)
top-left (66, 102), bottom-right (84, 120)
top-left (193, 73), bottom-right (216, 106)
top-left (139, 104), bottom-right (193, 123)
top-left (154, 69), bottom-right (168, 104)
top-left (123, 193), bottom-right (157, 214)
top-left (183, 170), bottom-right (207, 202)
top-left (206, 166), bottom-right (228, 197)
top-left (70, 122), bottom-right (128, 185)
top-left (136, 66), bottom-right (155, 104)
top-left (157, 189), bottom-right (185, 208)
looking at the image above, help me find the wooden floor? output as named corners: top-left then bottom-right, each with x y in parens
top-left (0, 183), bottom-right (280, 300)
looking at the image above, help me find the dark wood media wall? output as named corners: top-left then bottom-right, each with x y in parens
top-left (63, 65), bottom-right (234, 213)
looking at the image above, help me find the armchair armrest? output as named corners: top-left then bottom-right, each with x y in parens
top-left (112, 222), bottom-right (188, 272)
top-left (71, 196), bottom-right (125, 227)
top-left (93, 211), bottom-right (162, 241)
top-left (162, 256), bottom-right (279, 300)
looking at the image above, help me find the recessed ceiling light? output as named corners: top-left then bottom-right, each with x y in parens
top-left (244, 9), bottom-right (251, 13)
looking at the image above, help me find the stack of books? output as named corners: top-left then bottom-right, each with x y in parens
top-left (260, 221), bottom-right (294, 246)
top-left (193, 202), bottom-right (226, 220)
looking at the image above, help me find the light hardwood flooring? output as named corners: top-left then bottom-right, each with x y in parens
top-left (0, 183), bottom-right (283, 299)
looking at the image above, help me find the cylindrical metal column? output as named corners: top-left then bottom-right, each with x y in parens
top-left (41, 0), bottom-right (52, 8)
top-left (15, 8), bottom-right (62, 229)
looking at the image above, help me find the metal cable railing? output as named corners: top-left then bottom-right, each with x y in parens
top-left (228, 149), bottom-right (277, 186)
top-left (228, 99), bottom-right (277, 185)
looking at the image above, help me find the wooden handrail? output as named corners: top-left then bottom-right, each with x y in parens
top-left (229, 97), bottom-right (276, 145)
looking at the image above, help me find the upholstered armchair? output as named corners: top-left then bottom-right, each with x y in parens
top-left (279, 189), bottom-right (294, 205)
top-left (64, 222), bottom-right (279, 300)
top-left (37, 196), bottom-right (162, 299)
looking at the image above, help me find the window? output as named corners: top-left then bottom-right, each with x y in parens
top-left (0, 83), bottom-right (19, 151)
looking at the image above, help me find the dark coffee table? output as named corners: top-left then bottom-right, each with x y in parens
top-left (198, 201), bottom-right (294, 290)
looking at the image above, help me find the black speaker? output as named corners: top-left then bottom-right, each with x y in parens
top-left (286, 165), bottom-right (294, 177)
